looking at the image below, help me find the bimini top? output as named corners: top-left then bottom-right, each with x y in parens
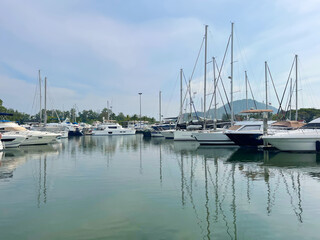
top-left (240, 109), bottom-right (273, 114)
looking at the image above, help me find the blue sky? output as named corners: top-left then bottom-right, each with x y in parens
top-left (0, 0), bottom-right (319, 118)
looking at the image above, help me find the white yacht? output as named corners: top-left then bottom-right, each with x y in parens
top-left (161, 129), bottom-right (175, 139)
top-left (1, 133), bottom-right (26, 148)
top-left (0, 121), bottom-right (59, 145)
top-left (92, 122), bottom-right (136, 136)
top-left (0, 136), bottom-right (3, 151)
top-left (263, 118), bottom-right (320, 151)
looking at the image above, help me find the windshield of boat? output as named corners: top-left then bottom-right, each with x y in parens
top-left (300, 123), bottom-right (320, 129)
top-left (238, 125), bottom-right (261, 131)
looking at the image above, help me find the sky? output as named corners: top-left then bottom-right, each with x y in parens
top-left (0, 0), bottom-right (320, 119)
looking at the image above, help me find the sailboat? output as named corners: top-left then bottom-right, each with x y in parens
top-left (193, 23), bottom-right (238, 145)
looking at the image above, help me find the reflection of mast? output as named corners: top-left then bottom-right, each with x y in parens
top-left (280, 170), bottom-right (303, 223)
top-left (204, 157), bottom-right (211, 239)
top-left (231, 163), bottom-right (237, 240)
top-left (37, 155), bottom-right (48, 208)
top-left (159, 144), bottom-right (162, 185)
top-left (140, 135), bottom-right (143, 175)
top-left (44, 155), bottom-right (47, 203)
top-left (37, 157), bottom-right (41, 208)
top-left (180, 154), bottom-right (185, 206)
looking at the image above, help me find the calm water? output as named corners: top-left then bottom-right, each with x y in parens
top-left (1, 135), bottom-right (320, 240)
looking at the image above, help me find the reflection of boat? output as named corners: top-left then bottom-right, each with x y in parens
top-left (263, 152), bottom-right (320, 168)
top-left (226, 148), bottom-right (265, 162)
top-left (196, 146), bottom-right (238, 159)
top-left (173, 141), bottom-right (199, 152)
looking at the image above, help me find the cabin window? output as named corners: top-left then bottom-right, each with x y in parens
top-left (108, 126), bottom-right (117, 129)
top-left (301, 123), bottom-right (320, 129)
top-left (238, 125), bottom-right (261, 131)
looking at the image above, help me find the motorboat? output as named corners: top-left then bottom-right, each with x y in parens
top-left (160, 129), bottom-right (175, 139)
top-left (0, 120), bottom-right (59, 145)
top-left (173, 125), bottom-right (202, 141)
top-left (0, 134), bottom-right (3, 151)
top-left (226, 120), bottom-right (304, 147)
top-left (92, 122), bottom-right (135, 136)
top-left (192, 123), bottom-right (243, 145)
top-left (1, 133), bottom-right (26, 148)
top-left (262, 118), bottom-right (320, 151)
top-left (225, 121), bottom-right (276, 147)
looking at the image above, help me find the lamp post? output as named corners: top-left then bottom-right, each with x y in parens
top-left (139, 93), bottom-right (142, 129)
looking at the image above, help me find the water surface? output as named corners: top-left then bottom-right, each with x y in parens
top-left (1, 135), bottom-right (320, 239)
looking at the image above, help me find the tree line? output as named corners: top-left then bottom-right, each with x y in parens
top-left (0, 99), bottom-right (156, 125)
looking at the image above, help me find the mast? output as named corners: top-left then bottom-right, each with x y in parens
top-left (203, 24), bottom-right (208, 129)
top-left (159, 91), bottom-right (162, 123)
top-left (180, 69), bottom-right (183, 120)
top-left (189, 79), bottom-right (192, 119)
top-left (295, 54), bottom-right (298, 121)
top-left (44, 77), bottom-right (47, 125)
top-left (230, 22), bottom-right (234, 125)
top-left (265, 61), bottom-right (268, 111)
top-left (245, 71), bottom-right (248, 111)
top-left (39, 70), bottom-right (42, 123)
top-left (289, 77), bottom-right (292, 120)
top-left (213, 57), bottom-right (217, 130)
top-left (245, 71), bottom-right (249, 120)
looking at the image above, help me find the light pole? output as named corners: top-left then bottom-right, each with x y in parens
top-left (139, 93), bottom-right (142, 129)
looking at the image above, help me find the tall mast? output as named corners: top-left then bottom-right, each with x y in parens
top-left (265, 61), bottom-right (268, 113)
top-left (44, 77), bottom-right (47, 125)
top-left (180, 69), bottom-right (183, 120)
top-left (295, 54), bottom-right (298, 121)
top-left (39, 70), bottom-right (42, 123)
top-left (189, 79), bottom-right (192, 117)
top-left (289, 77), bottom-right (292, 120)
top-left (230, 22), bottom-right (234, 125)
top-left (245, 71), bottom-right (248, 120)
top-left (213, 57), bottom-right (217, 130)
top-left (245, 71), bottom-right (248, 110)
top-left (203, 25), bottom-right (208, 129)
top-left (159, 91), bottom-right (162, 123)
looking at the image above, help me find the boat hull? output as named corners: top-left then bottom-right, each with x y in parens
top-left (92, 129), bottom-right (136, 136)
top-left (264, 136), bottom-right (320, 152)
top-left (225, 133), bottom-right (263, 146)
top-left (174, 130), bottom-right (196, 141)
top-left (193, 131), bottom-right (235, 145)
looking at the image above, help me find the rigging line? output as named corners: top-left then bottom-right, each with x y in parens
top-left (267, 64), bottom-right (283, 112)
top-left (218, 86), bottom-right (229, 119)
top-left (207, 35), bottom-right (232, 112)
top-left (190, 36), bottom-right (205, 82)
top-left (183, 71), bottom-right (199, 120)
top-left (247, 75), bottom-right (257, 109)
top-left (31, 78), bottom-right (39, 116)
top-left (277, 57), bottom-right (295, 115)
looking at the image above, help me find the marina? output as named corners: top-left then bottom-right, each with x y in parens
top-left (1, 1), bottom-right (320, 239)
top-left (1, 135), bottom-right (320, 239)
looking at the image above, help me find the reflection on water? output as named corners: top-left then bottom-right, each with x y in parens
top-left (1, 136), bottom-right (320, 239)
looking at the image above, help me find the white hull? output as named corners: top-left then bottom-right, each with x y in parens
top-left (0, 139), bottom-right (3, 151)
top-left (92, 129), bottom-right (136, 136)
top-left (150, 131), bottom-right (164, 137)
top-left (161, 130), bottom-right (175, 139)
top-left (174, 130), bottom-right (196, 141)
top-left (1, 134), bottom-right (26, 148)
top-left (264, 135), bottom-right (320, 151)
top-left (13, 131), bottom-right (59, 146)
top-left (193, 130), bottom-right (235, 145)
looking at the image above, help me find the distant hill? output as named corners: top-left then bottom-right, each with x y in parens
top-left (183, 99), bottom-right (278, 120)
